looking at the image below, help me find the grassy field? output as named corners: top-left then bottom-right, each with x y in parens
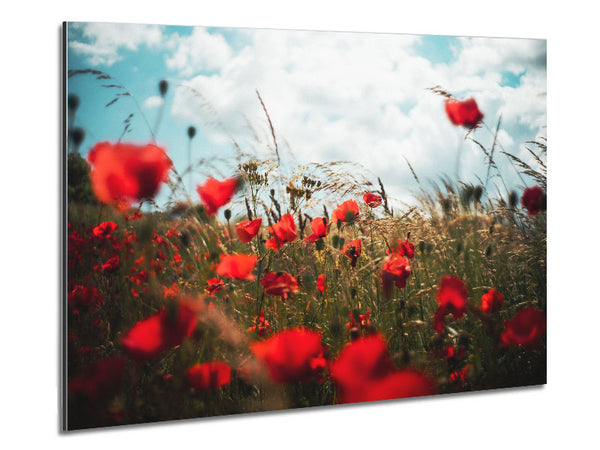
top-left (65, 92), bottom-right (546, 430)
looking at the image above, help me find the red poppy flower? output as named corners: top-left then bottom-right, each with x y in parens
top-left (445, 345), bottom-right (465, 362)
top-left (121, 299), bottom-right (199, 360)
top-left (433, 306), bottom-right (447, 333)
top-left (501, 307), bottom-right (546, 347)
top-left (481, 288), bottom-right (504, 314)
top-left (153, 233), bottom-right (168, 247)
top-left (381, 254), bottom-right (412, 298)
top-left (124, 211), bottom-right (144, 222)
top-left (68, 357), bottom-right (125, 399)
top-left (317, 274), bottom-right (327, 293)
top-left (345, 309), bottom-right (371, 331)
top-left (437, 276), bottom-right (467, 318)
top-left (151, 261), bottom-right (164, 274)
top-left (444, 98), bottom-right (484, 129)
top-left (433, 276), bottom-right (468, 333)
top-left (129, 269), bottom-right (149, 286)
top-left (342, 239), bottom-right (362, 267)
top-left (449, 364), bottom-right (472, 387)
top-left (362, 370), bottom-right (436, 402)
top-left (247, 310), bottom-right (271, 336)
top-left (388, 237), bottom-right (414, 259)
top-left (329, 334), bottom-right (434, 404)
top-left (329, 335), bottom-right (393, 390)
top-left (265, 214), bottom-right (297, 250)
top-left (122, 229), bottom-right (138, 247)
top-left (162, 282), bottom-right (179, 299)
top-left (197, 177), bottom-right (238, 216)
top-left (215, 254), bottom-right (257, 280)
top-left (92, 221), bottom-right (118, 239)
top-left (68, 285), bottom-right (104, 309)
top-left (521, 186), bottom-right (546, 216)
top-left (250, 328), bottom-right (326, 383)
top-left (165, 227), bottom-right (180, 238)
top-left (87, 141), bottom-right (172, 208)
top-left (236, 218), bottom-right (262, 243)
top-left (187, 361), bottom-right (232, 391)
top-left (261, 272), bottom-right (300, 299)
top-left (101, 254), bottom-right (120, 273)
top-left (304, 217), bottom-right (329, 243)
top-left (67, 228), bottom-right (85, 258)
top-left (331, 199), bottom-right (360, 225)
top-left (206, 277), bottom-right (225, 295)
top-left (363, 192), bottom-right (383, 208)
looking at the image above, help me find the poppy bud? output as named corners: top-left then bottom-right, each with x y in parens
top-left (71, 127), bottom-right (85, 148)
top-left (180, 232), bottom-right (190, 247)
top-left (159, 80), bottom-right (168, 97)
top-left (315, 239), bottom-right (324, 251)
top-left (508, 191), bottom-right (518, 208)
top-left (235, 177), bottom-right (245, 191)
top-left (224, 209), bottom-right (231, 221)
top-left (460, 185), bottom-right (474, 205)
top-left (68, 93), bottom-right (80, 112)
top-left (332, 234), bottom-right (340, 248)
top-left (473, 185), bottom-right (483, 203)
top-left (187, 126), bottom-right (196, 139)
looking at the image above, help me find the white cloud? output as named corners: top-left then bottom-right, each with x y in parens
top-left (167, 29), bottom-right (547, 206)
top-left (165, 28), bottom-right (233, 76)
top-left (454, 37), bottom-right (546, 76)
top-left (143, 96), bottom-right (164, 109)
top-left (69, 22), bottom-right (163, 66)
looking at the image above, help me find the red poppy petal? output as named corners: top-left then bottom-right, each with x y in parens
top-left (250, 328), bottom-right (325, 383)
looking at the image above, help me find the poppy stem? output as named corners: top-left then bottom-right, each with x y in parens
top-left (188, 138), bottom-right (193, 196)
top-left (227, 219), bottom-right (232, 250)
top-left (153, 101), bottom-right (165, 138)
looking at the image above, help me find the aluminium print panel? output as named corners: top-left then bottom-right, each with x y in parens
top-left (63, 21), bottom-right (546, 430)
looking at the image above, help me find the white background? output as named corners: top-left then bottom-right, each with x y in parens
top-left (1, 0), bottom-right (598, 448)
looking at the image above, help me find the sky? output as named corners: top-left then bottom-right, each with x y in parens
top-left (66, 22), bottom-right (547, 215)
